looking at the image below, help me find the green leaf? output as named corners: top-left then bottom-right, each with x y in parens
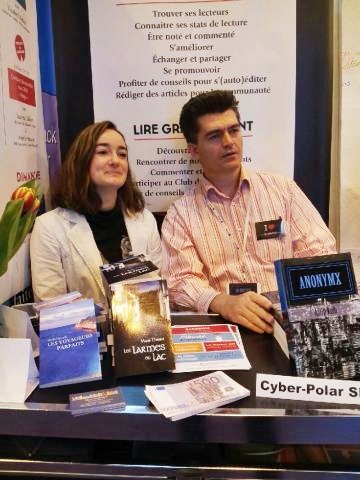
top-left (11, 209), bottom-right (37, 256)
top-left (0, 181), bottom-right (43, 276)
top-left (0, 200), bottom-right (24, 276)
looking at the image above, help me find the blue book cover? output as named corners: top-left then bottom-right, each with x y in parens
top-left (39, 299), bottom-right (102, 388)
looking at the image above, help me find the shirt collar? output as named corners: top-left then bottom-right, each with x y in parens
top-left (200, 166), bottom-right (250, 199)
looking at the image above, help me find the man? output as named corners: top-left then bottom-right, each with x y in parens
top-left (161, 90), bottom-right (337, 334)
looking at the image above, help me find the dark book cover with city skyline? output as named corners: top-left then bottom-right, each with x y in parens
top-left (284, 298), bottom-right (360, 379)
top-left (275, 252), bottom-right (360, 380)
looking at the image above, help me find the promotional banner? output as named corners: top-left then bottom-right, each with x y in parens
top-left (36, 0), bottom-right (61, 186)
top-left (340, 0), bottom-right (360, 281)
top-left (0, 0), bottom-right (49, 303)
top-left (88, 0), bottom-right (296, 212)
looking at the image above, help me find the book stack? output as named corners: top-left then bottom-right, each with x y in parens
top-left (99, 256), bottom-right (174, 377)
top-left (34, 291), bottom-right (83, 312)
top-left (100, 254), bottom-right (160, 304)
top-left (145, 371), bottom-right (250, 421)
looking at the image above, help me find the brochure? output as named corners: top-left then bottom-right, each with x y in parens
top-left (171, 323), bottom-right (251, 373)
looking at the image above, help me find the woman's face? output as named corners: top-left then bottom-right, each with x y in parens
top-left (89, 129), bottom-right (129, 193)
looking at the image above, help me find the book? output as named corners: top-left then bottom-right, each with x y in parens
top-left (110, 278), bottom-right (175, 377)
top-left (260, 291), bottom-right (289, 358)
top-left (274, 253), bottom-right (360, 379)
top-left (171, 324), bottom-right (251, 373)
top-left (39, 298), bottom-right (102, 388)
top-left (283, 296), bottom-right (360, 379)
top-left (274, 252), bottom-right (357, 312)
top-left (100, 254), bottom-right (159, 301)
top-left (145, 370), bottom-right (250, 421)
top-left (34, 291), bottom-right (83, 312)
top-left (69, 386), bottom-right (125, 416)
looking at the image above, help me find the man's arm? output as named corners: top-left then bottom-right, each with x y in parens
top-left (161, 203), bottom-right (275, 333)
top-left (161, 203), bottom-right (218, 312)
top-left (289, 179), bottom-right (337, 256)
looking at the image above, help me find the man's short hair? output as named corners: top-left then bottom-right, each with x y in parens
top-left (179, 90), bottom-right (240, 143)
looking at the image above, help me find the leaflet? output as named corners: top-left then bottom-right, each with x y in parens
top-left (171, 324), bottom-right (251, 373)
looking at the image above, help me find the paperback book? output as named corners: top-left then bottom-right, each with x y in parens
top-left (34, 291), bottom-right (82, 312)
top-left (100, 254), bottom-right (159, 303)
top-left (110, 278), bottom-right (175, 377)
top-left (274, 252), bottom-right (360, 379)
top-left (39, 298), bottom-right (102, 388)
top-left (145, 370), bottom-right (250, 421)
top-left (284, 297), bottom-right (360, 379)
top-left (274, 252), bottom-right (357, 312)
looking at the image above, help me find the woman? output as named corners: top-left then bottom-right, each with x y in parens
top-left (30, 121), bottom-right (161, 305)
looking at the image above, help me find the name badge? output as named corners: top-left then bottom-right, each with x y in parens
top-left (228, 282), bottom-right (260, 294)
top-left (255, 217), bottom-right (284, 240)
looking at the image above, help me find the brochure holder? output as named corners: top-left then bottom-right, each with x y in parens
top-left (0, 304), bottom-right (39, 356)
top-left (0, 304), bottom-right (39, 402)
top-left (0, 338), bottom-right (38, 402)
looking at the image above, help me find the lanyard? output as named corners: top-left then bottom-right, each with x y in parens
top-left (206, 188), bottom-right (252, 281)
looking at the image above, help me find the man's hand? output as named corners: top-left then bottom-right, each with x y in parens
top-left (209, 291), bottom-right (274, 334)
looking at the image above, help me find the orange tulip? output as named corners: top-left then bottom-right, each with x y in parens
top-left (11, 186), bottom-right (39, 215)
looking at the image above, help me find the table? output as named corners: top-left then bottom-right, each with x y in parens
top-left (0, 314), bottom-right (359, 479)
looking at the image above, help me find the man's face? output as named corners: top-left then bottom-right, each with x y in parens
top-left (188, 109), bottom-right (243, 179)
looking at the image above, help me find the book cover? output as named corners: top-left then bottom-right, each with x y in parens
top-left (110, 278), bottom-right (175, 377)
top-left (100, 254), bottom-right (159, 287)
top-left (39, 299), bottom-right (102, 388)
top-left (285, 297), bottom-right (360, 379)
top-left (274, 253), bottom-right (360, 380)
top-left (274, 252), bottom-right (357, 312)
top-left (100, 255), bottom-right (160, 309)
